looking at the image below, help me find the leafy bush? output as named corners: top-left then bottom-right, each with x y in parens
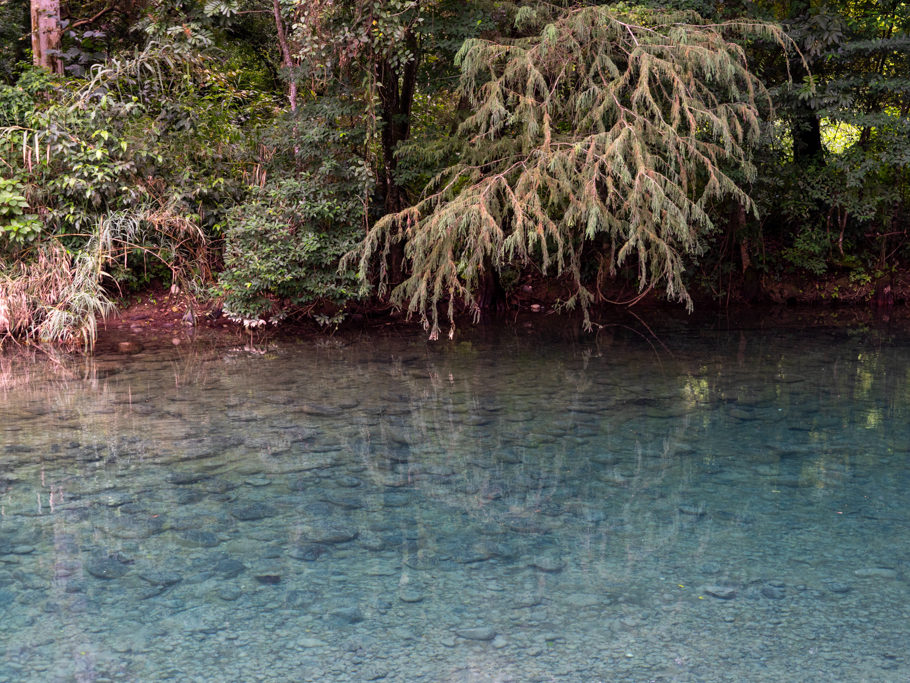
top-left (0, 178), bottom-right (41, 244)
top-left (218, 171), bottom-right (365, 323)
top-left (782, 227), bottom-right (830, 275)
top-left (217, 101), bottom-right (372, 324)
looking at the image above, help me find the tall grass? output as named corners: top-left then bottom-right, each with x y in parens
top-left (0, 207), bottom-right (205, 350)
top-left (1, 230), bottom-right (113, 350)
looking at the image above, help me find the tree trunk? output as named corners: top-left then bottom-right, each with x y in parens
top-left (375, 31), bottom-right (419, 213)
top-left (374, 31), bottom-right (420, 283)
top-left (476, 256), bottom-right (507, 316)
top-left (791, 108), bottom-right (823, 165)
top-left (31, 0), bottom-right (62, 74)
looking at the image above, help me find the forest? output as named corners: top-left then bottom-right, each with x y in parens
top-left (0, 0), bottom-right (908, 346)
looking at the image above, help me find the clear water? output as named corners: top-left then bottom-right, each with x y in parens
top-left (1, 324), bottom-right (909, 682)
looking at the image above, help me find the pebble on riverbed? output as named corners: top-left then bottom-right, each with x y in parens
top-left (702, 585), bottom-right (737, 600)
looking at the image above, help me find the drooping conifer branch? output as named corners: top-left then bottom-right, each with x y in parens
top-left (354, 6), bottom-right (791, 339)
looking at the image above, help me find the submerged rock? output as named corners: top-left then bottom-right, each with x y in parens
top-left (854, 567), bottom-right (898, 579)
top-left (86, 554), bottom-right (132, 580)
top-left (678, 503), bottom-right (706, 517)
top-left (398, 589), bottom-right (424, 603)
top-left (288, 544), bottom-right (329, 562)
top-left (329, 606), bottom-right (364, 625)
top-left (117, 341), bottom-right (144, 354)
top-left (285, 590), bottom-right (317, 609)
top-left (761, 584), bottom-right (786, 600)
top-left (703, 585), bottom-right (737, 600)
top-left (217, 586), bottom-right (242, 601)
top-left (230, 503), bottom-right (277, 521)
top-left (529, 555), bottom-right (565, 573)
top-left (168, 472), bottom-right (208, 485)
top-left (302, 523), bottom-right (358, 545)
top-left (176, 530), bottom-right (220, 548)
top-left (214, 558), bottom-right (246, 578)
top-left (138, 570), bottom-right (182, 587)
top-left (455, 626), bottom-right (496, 641)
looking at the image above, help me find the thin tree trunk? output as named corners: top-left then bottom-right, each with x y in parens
top-left (272, 0), bottom-right (297, 112)
top-left (31, 0), bottom-right (63, 74)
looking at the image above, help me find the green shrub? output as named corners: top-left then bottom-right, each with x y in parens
top-left (218, 174), bottom-right (364, 324)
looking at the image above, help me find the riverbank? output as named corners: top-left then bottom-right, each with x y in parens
top-left (91, 279), bottom-right (910, 357)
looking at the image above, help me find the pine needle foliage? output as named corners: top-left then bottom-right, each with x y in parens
top-left (355, 5), bottom-right (790, 338)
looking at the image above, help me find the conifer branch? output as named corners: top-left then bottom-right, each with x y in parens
top-left (353, 6), bottom-right (791, 339)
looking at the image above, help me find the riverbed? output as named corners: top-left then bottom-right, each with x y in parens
top-left (1, 321), bottom-right (908, 681)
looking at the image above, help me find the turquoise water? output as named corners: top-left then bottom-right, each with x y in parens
top-left (1, 324), bottom-right (909, 682)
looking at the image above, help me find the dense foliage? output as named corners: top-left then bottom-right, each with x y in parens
top-left (0, 0), bottom-right (907, 346)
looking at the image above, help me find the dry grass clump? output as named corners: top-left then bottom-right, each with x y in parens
top-left (0, 242), bottom-right (114, 349)
top-left (1, 205), bottom-right (208, 351)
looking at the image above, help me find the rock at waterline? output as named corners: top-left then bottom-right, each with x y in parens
top-left (117, 341), bottom-right (143, 354)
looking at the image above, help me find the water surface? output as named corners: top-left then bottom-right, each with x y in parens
top-left (1, 323), bottom-right (909, 681)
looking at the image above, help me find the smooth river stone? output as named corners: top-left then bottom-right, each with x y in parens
top-left (214, 558), bottom-right (246, 578)
top-left (357, 534), bottom-right (386, 551)
top-left (854, 567), bottom-right (898, 579)
top-left (176, 530), bottom-right (220, 547)
top-left (139, 570), bottom-right (182, 586)
top-left (303, 523), bottom-right (358, 544)
top-left (329, 607), bottom-right (364, 625)
top-left (529, 555), bottom-right (565, 573)
top-left (86, 555), bottom-right (131, 580)
top-left (455, 626), bottom-right (496, 641)
top-left (285, 590), bottom-right (317, 609)
top-left (101, 516), bottom-right (165, 539)
top-left (288, 544), bottom-right (329, 561)
top-left (398, 589), bottom-right (424, 603)
top-left (230, 503), bottom-right (277, 521)
top-left (678, 503), bottom-right (706, 517)
top-left (761, 584), bottom-right (786, 600)
top-left (703, 585), bottom-right (737, 600)
top-left (168, 472), bottom-right (208, 485)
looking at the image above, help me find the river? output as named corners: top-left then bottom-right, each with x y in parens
top-left (1, 321), bottom-right (908, 681)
